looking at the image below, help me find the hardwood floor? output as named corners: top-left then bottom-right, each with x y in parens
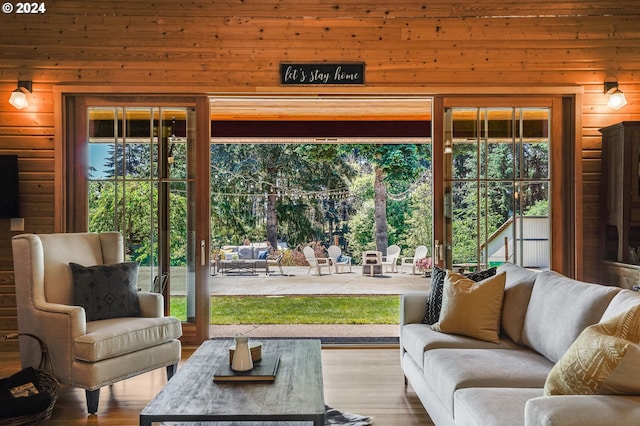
top-left (0, 345), bottom-right (433, 425)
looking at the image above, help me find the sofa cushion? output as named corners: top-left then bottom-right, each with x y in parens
top-left (600, 289), bottom-right (640, 322)
top-left (237, 246), bottom-right (254, 259)
top-left (432, 271), bottom-right (506, 344)
top-left (70, 262), bottom-right (141, 321)
top-left (454, 387), bottom-right (543, 426)
top-left (525, 394), bottom-right (640, 426)
top-left (521, 271), bottom-right (620, 363)
top-left (497, 262), bottom-right (538, 344)
top-left (424, 348), bottom-right (553, 416)
top-left (544, 304), bottom-right (640, 396)
top-left (402, 323), bottom-right (522, 369)
top-left (74, 316), bottom-right (182, 362)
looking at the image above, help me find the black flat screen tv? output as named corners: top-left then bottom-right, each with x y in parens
top-left (0, 155), bottom-right (20, 218)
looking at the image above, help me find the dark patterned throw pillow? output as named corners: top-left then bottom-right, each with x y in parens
top-left (466, 266), bottom-right (497, 282)
top-left (70, 262), bottom-right (141, 321)
top-left (421, 266), bottom-right (498, 325)
top-left (422, 266), bottom-right (446, 325)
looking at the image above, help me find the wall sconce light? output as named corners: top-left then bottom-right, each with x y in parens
top-left (9, 81), bottom-right (32, 110)
top-left (604, 81), bottom-right (628, 110)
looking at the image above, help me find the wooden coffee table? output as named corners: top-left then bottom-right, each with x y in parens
top-left (140, 339), bottom-right (325, 425)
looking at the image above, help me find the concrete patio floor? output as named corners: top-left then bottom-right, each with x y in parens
top-left (209, 265), bottom-right (430, 296)
top-left (207, 265), bottom-right (432, 342)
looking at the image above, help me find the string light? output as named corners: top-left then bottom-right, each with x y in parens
top-left (211, 164), bottom-right (431, 202)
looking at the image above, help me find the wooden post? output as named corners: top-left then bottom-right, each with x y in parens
top-left (504, 237), bottom-right (509, 262)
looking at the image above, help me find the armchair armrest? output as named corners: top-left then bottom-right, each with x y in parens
top-left (400, 292), bottom-right (429, 326)
top-left (138, 292), bottom-right (164, 318)
top-left (525, 395), bottom-right (640, 426)
top-left (31, 301), bottom-right (87, 335)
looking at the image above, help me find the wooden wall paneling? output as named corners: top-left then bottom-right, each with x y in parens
top-left (1, 0), bottom-right (640, 346)
top-left (0, 271), bottom-right (18, 352)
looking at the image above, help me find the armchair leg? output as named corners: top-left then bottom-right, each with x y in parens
top-left (86, 388), bottom-right (100, 414)
top-left (167, 363), bottom-right (178, 380)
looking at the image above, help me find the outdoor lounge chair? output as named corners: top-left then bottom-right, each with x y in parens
top-left (266, 253), bottom-right (285, 275)
top-left (381, 244), bottom-right (401, 273)
top-left (327, 245), bottom-right (352, 273)
top-left (303, 246), bottom-right (332, 275)
top-left (400, 245), bottom-right (428, 274)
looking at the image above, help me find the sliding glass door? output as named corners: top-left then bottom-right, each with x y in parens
top-left (86, 106), bottom-right (197, 321)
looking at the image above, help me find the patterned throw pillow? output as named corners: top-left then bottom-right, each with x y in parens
top-left (422, 266), bottom-right (446, 324)
top-left (422, 266), bottom-right (497, 325)
top-left (544, 304), bottom-right (640, 396)
top-left (70, 262), bottom-right (141, 321)
top-left (466, 266), bottom-right (497, 282)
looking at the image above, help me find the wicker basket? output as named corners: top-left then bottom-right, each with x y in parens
top-left (1, 333), bottom-right (59, 426)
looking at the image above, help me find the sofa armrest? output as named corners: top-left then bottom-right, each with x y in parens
top-left (525, 395), bottom-right (640, 426)
top-left (400, 292), bottom-right (429, 326)
top-left (138, 292), bottom-right (164, 317)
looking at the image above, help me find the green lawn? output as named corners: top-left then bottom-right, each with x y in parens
top-left (170, 295), bottom-right (400, 325)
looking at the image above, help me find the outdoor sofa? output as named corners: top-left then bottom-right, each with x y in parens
top-left (400, 262), bottom-right (640, 426)
top-left (218, 245), bottom-right (283, 275)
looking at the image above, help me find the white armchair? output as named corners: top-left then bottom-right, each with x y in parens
top-left (400, 245), bottom-right (429, 274)
top-left (12, 232), bottom-right (182, 414)
top-left (303, 246), bottom-right (332, 275)
top-left (381, 244), bottom-right (401, 273)
top-left (327, 245), bottom-right (352, 273)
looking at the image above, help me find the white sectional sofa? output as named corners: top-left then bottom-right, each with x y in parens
top-left (400, 262), bottom-right (640, 426)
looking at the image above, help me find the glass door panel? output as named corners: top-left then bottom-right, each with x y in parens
top-left (87, 105), bottom-right (196, 321)
top-left (445, 106), bottom-right (551, 271)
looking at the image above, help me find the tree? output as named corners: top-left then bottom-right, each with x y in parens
top-left (210, 143), bottom-right (355, 248)
top-left (343, 144), bottom-right (424, 255)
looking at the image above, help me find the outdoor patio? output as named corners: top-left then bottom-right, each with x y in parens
top-left (207, 265), bottom-right (431, 342)
top-left (209, 265), bottom-right (430, 296)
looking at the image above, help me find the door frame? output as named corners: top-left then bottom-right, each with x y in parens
top-left (54, 86), bottom-right (582, 345)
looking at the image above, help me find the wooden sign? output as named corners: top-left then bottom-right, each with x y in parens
top-left (280, 63), bottom-right (365, 85)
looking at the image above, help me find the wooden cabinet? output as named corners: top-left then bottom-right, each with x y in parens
top-left (600, 122), bottom-right (640, 287)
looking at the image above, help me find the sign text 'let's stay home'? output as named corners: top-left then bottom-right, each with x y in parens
top-left (280, 63), bottom-right (365, 85)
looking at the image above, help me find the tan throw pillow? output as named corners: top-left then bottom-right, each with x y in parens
top-left (544, 304), bottom-right (640, 396)
top-left (431, 271), bottom-right (506, 344)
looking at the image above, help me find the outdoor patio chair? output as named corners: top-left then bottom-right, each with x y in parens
top-left (327, 245), bottom-right (352, 273)
top-left (266, 253), bottom-right (285, 275)
top-left (400, 245), bottom-right (428, 274)
top-left (303, 246), bottom-right (332, 275)
top-left (381, 244), bottom-right (401, 273)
